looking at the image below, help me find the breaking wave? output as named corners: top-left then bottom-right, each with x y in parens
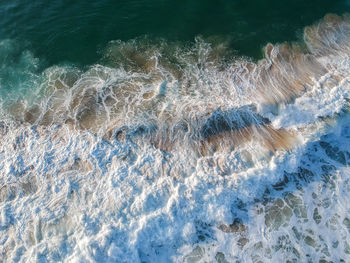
top-left (1, 14), bottom-right (350, 262)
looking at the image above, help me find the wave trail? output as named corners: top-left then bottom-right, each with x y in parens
top-left (1, 14), bottom-right (350, 155)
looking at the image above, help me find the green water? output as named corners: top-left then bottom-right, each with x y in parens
top-left (1, 0), bottom-right (349, 67)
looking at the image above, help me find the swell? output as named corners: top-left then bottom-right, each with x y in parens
top-left (2, 14), bottom-right (350, 155)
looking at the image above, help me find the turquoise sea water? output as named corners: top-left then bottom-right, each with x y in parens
top-left (2, 1), bottom-right (350, 262)
top-left (1, 0), bottom-right (349, 66)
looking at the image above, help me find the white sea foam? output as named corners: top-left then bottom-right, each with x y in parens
top-left (1, 14), bottom-right (350, 262)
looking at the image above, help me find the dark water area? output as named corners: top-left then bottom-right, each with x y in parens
top-left (1, 0), bottom-right (349, 66)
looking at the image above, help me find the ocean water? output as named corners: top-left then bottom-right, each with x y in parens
top-left (1, 1), bottom-right (350, 262)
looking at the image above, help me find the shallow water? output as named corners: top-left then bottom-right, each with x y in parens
top-left (1, 1), bottom-right (350, 262)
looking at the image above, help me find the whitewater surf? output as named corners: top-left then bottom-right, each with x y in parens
top-left (1, 14), bottom-right (350, 262)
